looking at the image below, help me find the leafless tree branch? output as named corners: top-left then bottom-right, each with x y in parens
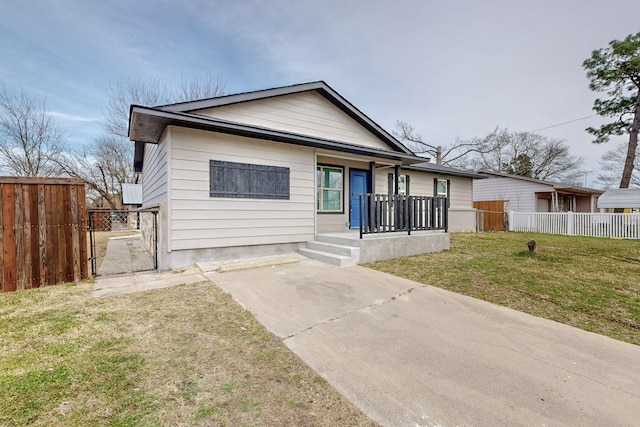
top-left (0, 83), bottom-right (66, 176)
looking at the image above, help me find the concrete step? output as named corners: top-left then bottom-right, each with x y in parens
top-left (316, 233), bottom-right (362, 247)
top-left (298, 247), bottom-right (355, 267)
top-left (306, 240), bottom-right (360, 258)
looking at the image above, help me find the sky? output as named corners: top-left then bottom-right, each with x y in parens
top-left (1, 0), bottom-right (639, 188)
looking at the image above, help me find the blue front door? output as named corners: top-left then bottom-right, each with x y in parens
top-left (349, 170), bottom-right (369, 228)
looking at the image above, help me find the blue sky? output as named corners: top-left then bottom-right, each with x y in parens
top-left (1, 0), bottom-right (639, 186)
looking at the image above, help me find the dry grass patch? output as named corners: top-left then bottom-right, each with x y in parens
top-left (1, 281), bottom-right (377, 426)
top-left (367, 232), bottom-right (640, 345)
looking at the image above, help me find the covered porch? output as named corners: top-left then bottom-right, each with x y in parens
top-left (535, 188), bottom-right (600, 213)
top-left (310, 152), bottom-right (451, 266)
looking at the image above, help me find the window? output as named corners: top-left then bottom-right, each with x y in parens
top-left (434, 178), bottom-right (450, 207)
top-left (388, 173), bottom-right (410, 195)
top-left (317, 166), bottom-right (343, 212)
top-left (210, 160), bottom-right (290, 199)
top-left (436, 179), bottom-right (448, 197)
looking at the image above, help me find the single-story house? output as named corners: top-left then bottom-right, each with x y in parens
top-left (474, 170), bottom-right (603, 213)
top-left (128, 81), bottom-right (482, 270)
top-left (597, 188), bottom-right (640, 212)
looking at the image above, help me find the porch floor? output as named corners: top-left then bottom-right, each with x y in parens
top-left (302, 230), bottom-right (450, 265)
top-left (319, 229), bottom-right (447, 241)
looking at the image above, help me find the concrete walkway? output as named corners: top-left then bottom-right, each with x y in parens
top-left (207, 260), bottom-right (640, 427)
top-left (92, 233), bottom-right (207, 297)
top-left (97, 233), bottom-right (155, 276)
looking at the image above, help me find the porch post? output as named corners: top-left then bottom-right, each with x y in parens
top-left (369, 161), bottom-right (376, 231)
top-left (394, 165), bottom-right (401, 195)
top-left (369, 162), bottom-right (376, 194)
top-left (394, 165), bottom-right (401, 231)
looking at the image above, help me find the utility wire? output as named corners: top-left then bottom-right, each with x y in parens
top-left (529, 114), bottom-right (598, 133)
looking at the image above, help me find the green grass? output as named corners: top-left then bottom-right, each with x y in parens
top-left (367, 232), bottom-right (640, 345)
top-left (0, 286), bottom-right (155, 426)
top-left (0, 280), bottom-right (377, 426)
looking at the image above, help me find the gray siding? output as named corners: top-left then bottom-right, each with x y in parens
top-left (168, 127), bottom-right (315, 251)
top-left (141, 134), bottom-right (168, 207)
top-left (473, 176), bottom-right (553, 212)
top-left (194, 92), bottom-right (392, 151)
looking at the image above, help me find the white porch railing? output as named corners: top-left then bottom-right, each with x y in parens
top-left (509, 212), bottom-right (640, 239)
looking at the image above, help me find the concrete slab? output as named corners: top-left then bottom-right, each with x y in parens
top-left (198, 253), bottom-right (304, 273)
top-left (98, 233), bottom-right (154, 276)
top-left (91, 266), bottom-right (207, 298)
top-left (209, 260), bottom-right (411, 339)
top-left (209, 260), bottom-right (640, 427)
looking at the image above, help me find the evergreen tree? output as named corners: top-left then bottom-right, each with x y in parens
top-left (583, 32), bottom-right (640, 188)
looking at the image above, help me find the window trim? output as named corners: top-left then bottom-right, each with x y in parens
top-left (317, 164), bottom-right (344, 214)
top-left (434, 178), bottom-right (451, 207)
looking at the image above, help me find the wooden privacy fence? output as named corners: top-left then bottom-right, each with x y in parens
top-left (473, 200), bottom-right (506, 231)
top-left (1, 177), bottom-right (88, 292)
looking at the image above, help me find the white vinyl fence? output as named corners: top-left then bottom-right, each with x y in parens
top-left (509, 212), bottom-right (640, 239)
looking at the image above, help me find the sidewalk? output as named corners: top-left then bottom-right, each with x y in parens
top-left (97, 233), bottom-right (154, 276)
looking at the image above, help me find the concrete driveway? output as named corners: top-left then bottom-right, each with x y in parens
top-left (207, 260), bottom-right (640, 427)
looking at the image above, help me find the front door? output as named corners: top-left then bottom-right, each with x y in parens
top-left (349, 169), bottom-right (369, 228)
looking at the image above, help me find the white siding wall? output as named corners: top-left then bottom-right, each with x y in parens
top-left (374, 170), bottom-right (473, 209)
top-left (141, 134), bottom-right (169, 207)
top-left (373, 168), bottom-right (476, 232)
top-left (473, 177), bottom-right (553, 212)
top-left (194, 92), bottom-right (392, 151)
top-left (168, 127), bottom-right (315, 251)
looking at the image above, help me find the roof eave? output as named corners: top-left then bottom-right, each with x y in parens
top-left (154, 81), bottom-right (413, 155)
top-left (404, 164), bottom-right (486, 179)
top-left (129, 106), bottom-right (425, 166)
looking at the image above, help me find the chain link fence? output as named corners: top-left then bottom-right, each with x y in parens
top-left (87, 210), bottom-right (158, 276)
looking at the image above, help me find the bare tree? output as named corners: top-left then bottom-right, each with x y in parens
top-left (105, 74), bottom-right (226, 138)
top-left (394, 121), bottom-right (500, 166)
top-left (58, 75), bottom-right (226, 208)
top-left (0, 83), bottom-right (65, 176)
top-left (57, 136), bottom-right (133, 209)
top-left (597, 142), bottom-right (640, 188)
top-left (396, 121), bottom-right (584, 182)
top-left (470, 129), bottom-right (584, 183)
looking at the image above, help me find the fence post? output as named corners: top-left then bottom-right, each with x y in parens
top-left (509, 211), bottom-right (515, 232)
top-left (567, 211), bottom-right (574, 236)
top-left (89, 211), bottom-right (96, 277)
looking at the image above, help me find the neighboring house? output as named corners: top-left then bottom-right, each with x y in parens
top-left (597, 188), bottom-right (640, 212)
top-left (474, 170), bottom-right (603, 213)
top-left (128, 81), bottom-right (480, 270)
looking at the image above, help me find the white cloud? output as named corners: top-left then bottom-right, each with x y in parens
top-left (47, 111), bottom-right (102, 122)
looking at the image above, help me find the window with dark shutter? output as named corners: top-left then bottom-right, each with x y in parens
top-left (210, 160), bottom-right (290, 200)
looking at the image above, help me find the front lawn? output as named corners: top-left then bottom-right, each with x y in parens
top-left (0, 281), bottom-right (377, 426)
top-left (367, 232), bottom-right (640, 345)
